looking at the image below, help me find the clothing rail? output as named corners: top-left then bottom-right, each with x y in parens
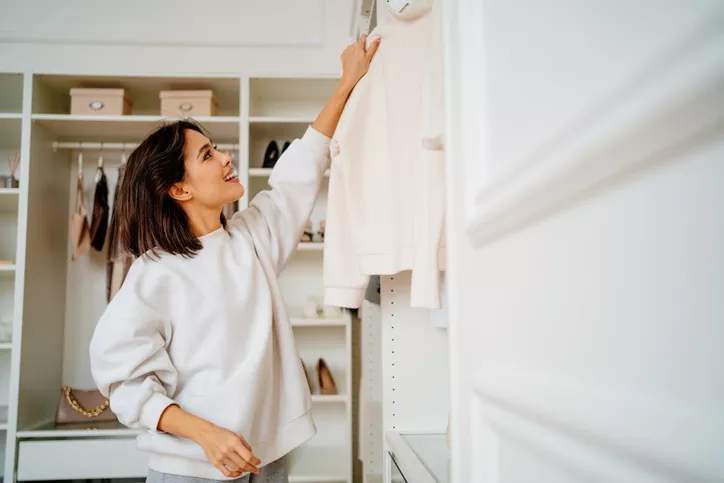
top-left (52, 141), bottom-right (240, 152)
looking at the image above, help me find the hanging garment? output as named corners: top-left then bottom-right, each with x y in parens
top-left (90, 158), bottom-right (109, 251)
top-left (71, 158), bottom-right (91, 261)
top-left (106, 159), bottom-right (135, 302)
top-left (323, 2), bottom-right (446, 310)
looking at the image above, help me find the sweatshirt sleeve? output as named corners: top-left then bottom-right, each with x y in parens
top-left (89, 270), bottom-right (177, 432)
top-left (232, 127), bottom-right (330, 273)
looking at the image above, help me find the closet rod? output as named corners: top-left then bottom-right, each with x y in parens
top-left (52, 141), bottom-right (240, 152)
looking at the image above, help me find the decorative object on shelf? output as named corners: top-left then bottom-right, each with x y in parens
top-left (107, 153), bottom-right (135, 302)
top-left (56, 386), bottom-right (117, 424)
top-left (70, 88), bottom-right (132, 115)
top-left (316, 219), bottom-right (325, 242)
top-left (321, 304), bottom-right (342, 318)
top-left (303, 295), bottom-right (344, 319)
top-left (317, 358), bottom-right (338, 395)
top-left (0, 260), bottom-right (12, 265)
top-left (301, 219), bottom-right (314, 242)
top-left (282, 141), bottom-right (291, 154)
top-left (90, 154), bottom-right (109, 251)
top-left (303, 296), bottom-right (320, 318)
top-left (262, 140), bottom-right (280, 169)
top-left (5, 152), bottom-right (20, 188)
top-left (71, 153), bottom-right (91, 261)
top-left (160, 90), bottom-right (218, 117)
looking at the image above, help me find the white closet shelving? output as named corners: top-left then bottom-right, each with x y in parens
top-left (0, 72), bottom-right (354, 483)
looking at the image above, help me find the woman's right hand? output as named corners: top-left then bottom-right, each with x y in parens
top-left (194, 423), bottom-right (261, 478)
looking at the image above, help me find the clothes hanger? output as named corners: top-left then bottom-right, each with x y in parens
top-left (77, 149), bottom-right (84, 177)
top-left (94, 144), bottom-right (105, 184)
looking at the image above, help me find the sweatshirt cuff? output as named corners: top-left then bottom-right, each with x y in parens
top-left (139, 392), bottom-right (176, 432)
top-left (325, 287), bottom-right (365, 309)
top-left (301, 127), bottom-right (332, 161)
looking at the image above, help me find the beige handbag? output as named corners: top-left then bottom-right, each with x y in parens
top-left (71, 169), bottom-right (91, 260)
top-left (55, 385), bottom-right (117, 424)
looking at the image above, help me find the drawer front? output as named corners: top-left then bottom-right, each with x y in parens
top-left (161, 98), bottom-right (217, 117)
top-left (18, 438), bottom-right (148, 480)
top-left (71, 95), bottom-right (130, 116)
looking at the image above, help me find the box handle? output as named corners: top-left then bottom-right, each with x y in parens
top-left (89, 101), bottom-right (105, 111)
top-left (179, 102), bottom-right (193, 113)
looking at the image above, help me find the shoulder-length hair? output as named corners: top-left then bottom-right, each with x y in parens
top-left (112, 119), bottom-right (226, 258)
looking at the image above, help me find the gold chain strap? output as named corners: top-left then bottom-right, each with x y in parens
top-left (62, 385), bottom-right (109, 418)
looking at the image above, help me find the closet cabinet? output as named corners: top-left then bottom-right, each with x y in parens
top-left (0, 72), bottom-right (25, 479)
top-left (1, 72), bottom-right (353, 483)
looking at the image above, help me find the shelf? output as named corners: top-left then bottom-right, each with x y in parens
top-left (0, 264), bottom-right (16, 273)
top-left (249, 168), bottom-right (330, 178)
top-left (249, 116), bottom-right (316, 124)
top-left (288, 444), bottom-right (349, 483)
top-left (387, 432), bottom-right (449, 483)
top-left (17, 421), bottom-right (140, 439)
top-left (0, 405), bottom-right (8, 430)
top-left (31, 114), bottom-right (240, 142)
top-left (296, 242), bottom-right (325, 252)
top-left (292, 317), bottom-right (347, 328)
top-left (311, 395), bottom-right (348, 404)
top-left (0, 343), bottom-right (12, 350)
top-left (0, 113), bottom-right (22, 120)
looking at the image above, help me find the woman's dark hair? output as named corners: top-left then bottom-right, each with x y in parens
top-left (112, 119), bottom-right (225, 258)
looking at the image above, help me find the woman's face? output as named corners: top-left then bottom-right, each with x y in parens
top-left (177, 128), bottom-right (245, 208)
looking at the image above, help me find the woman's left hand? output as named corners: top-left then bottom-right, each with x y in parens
top-left (340, 34), bottom-right (381, 90)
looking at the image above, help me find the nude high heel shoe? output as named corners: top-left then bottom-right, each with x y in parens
top-left (317, 358), bottom-right (338, 395)
top-left (301, 358), bottom-right (312, 392)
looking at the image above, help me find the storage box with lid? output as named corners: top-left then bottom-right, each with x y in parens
top-left (70, 88), bottom-right (132, 116)
top-left (160, 90), bottom-right (218, 117)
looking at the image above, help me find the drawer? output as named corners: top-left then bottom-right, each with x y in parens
top-left (17, 437), bottom-right (148, 480)
top-left (70, 88), bottom-right (132, 116)
top-left (160, 89), bottom-right (218, 117)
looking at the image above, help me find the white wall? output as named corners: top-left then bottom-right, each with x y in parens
top-left (0, 0), bottom-right (356, 75)
top-left (444, 0), bottom-right (724, 481)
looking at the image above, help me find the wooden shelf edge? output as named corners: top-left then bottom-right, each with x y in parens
top-left (31, 114), bottom-right (241, 123)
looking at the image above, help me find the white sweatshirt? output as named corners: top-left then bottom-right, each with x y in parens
top-left (323, 5), bottom-right (446, 310)
top-left (89, 128), bottom-right (330, 480)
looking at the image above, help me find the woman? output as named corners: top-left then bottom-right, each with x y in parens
top-left (89, 35), bottom-right (380, 483)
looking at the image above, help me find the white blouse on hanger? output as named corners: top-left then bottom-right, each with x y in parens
top-left (324, 0), bottom-right (446, 309)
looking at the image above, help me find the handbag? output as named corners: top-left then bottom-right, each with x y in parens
top-left (55, 385), bottom-right (117, 424)
top-left (71, 169), bottom-right (91, 260)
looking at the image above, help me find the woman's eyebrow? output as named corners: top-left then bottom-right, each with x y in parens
top-left (197, 143), bottom-right (212, 159)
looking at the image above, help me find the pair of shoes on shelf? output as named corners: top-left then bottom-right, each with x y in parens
top-left (300, 219), bottom-right (325, 243)
top-left (262, 141), bottom-right (291, 169)
top-left (301, 358), bottom-right (338, 395)
top-left (303, 296), bottom-right (343, 319)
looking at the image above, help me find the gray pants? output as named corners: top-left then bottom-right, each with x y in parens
top-left (146, 456), bottom-right (288, 483)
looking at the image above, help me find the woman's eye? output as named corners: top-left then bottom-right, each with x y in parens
top-left (204, 150), bottom-right (212, 160)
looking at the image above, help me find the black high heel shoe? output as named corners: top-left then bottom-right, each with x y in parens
top-left (282, 141), bottom-right (291, 154)
top-left (263, 141), bottom-right (280, 169)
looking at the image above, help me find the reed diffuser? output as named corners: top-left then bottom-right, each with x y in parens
top-left (5, 152), bottom-right (19, 188)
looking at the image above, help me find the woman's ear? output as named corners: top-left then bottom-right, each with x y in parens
top-left (168, 182), bottom-right (192, 202)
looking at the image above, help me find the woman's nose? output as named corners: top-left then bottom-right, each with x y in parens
top-left (220, 151), bottom-right (232, 166)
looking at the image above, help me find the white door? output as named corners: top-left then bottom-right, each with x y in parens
top-left (442, 1), bottom-right (724, 482)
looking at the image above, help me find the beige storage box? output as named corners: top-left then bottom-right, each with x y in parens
top-left (160, 90), bottom-right (218, 117)
top-left (70, 88), bottom-right (132, 116)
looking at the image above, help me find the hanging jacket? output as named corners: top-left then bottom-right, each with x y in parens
top-left (90, 166), bottom-right (109, 251)
top-left (323, 2), bottom-right (445, 310)
top-left (106, 162), bottom-right (135, 302)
